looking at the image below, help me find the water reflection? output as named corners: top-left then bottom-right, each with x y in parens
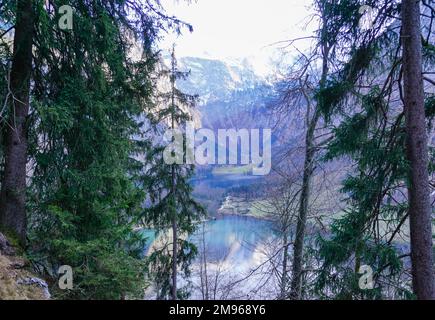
top-left (192, 215), bottom-right (274, 264)
top-left (143, 215), bottom-right (278, 299)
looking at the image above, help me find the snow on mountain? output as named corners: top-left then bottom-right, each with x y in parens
top-left (174, 56), bottom-right (306, 167)
top-left (177, 56), bottom-right (266, 106)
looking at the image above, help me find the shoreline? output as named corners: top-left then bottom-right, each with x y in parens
top-left (213, 211), bottom-right (274, 222)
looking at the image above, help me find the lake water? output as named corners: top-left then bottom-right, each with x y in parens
top-left (188, 215), bottom-right (279, 299)
top-left (191, 215), bottom-right (274, 264)
top-left (144, 215), bottom-right (280, 299)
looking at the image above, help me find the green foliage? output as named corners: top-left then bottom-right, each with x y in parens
top-left (316, 87), bottom-right (412, 299)
top-left (312, 0), bottom-right (434, 299)
top-left (143, 49), bottom-right (205, 299)
top-left (5, 0), bottom-right (191, 299)
top-left (315, 0), bottom-right (401, 120)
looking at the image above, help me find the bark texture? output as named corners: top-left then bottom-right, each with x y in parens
top-left (0, 0), bottom-right (34, 245)
top-left (289, 110), bottom-right (319, 299)
top-left (402, 0), bottom-right (435, 300)
top-left (290, 25), bottom-right (330, 299)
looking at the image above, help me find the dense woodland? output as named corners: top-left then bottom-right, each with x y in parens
top-left (0, 0), bottom-right (434, 300)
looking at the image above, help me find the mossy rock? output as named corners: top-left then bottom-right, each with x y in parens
top-left (0, 232), bottom-right (50, 300)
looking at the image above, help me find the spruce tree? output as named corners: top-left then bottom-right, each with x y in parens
top-left (401, 0), bottom-right (434, 300)
top-left (313, 0), bottom-right (435, 299)
top-left (0, 0), bottom-right (191, 299)
top-left (144, 47), bottom-right (205, 300)
top-left (0, 0), bottom-right (34, 245)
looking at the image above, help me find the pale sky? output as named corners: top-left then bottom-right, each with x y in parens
top-left (159, 0), bottom-right (316, 76)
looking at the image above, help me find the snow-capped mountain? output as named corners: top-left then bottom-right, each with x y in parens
top-left (178, 56), bottom-right (266, 105)
top-left (177, 56), bottom-right (277, 129)
top-left (175, 56), bottom-right (308, 174)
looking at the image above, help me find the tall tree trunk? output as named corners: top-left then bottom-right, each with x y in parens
top-left (171, 179), bottom-right (177, 300)
top-left (402, 0), bottom-right (435, 300)
top-left (280, 231), bottom-right (289, 299)
top-left (0, 0), bottom-right (34, 245)
top-left (201, 222), bottom-right (209, 300)
top-left (170, 49), bottom-right (178, 300)
top-left (290, 28), bottom-right (329, 299)
top-left (289, 110), bottom-right (318, 299)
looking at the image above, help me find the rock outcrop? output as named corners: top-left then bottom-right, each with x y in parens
top-left (0, 232), bottom-right (50, 300)
top-left (218, 196), bottom-right (251, 215)
top-left (0, 232), bottom-right (15, 256)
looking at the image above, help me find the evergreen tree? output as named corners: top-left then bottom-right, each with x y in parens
top-left (0, 0), bottom-right (191, 299)
top-left (0, 0), bottom-right (34, 245)
top-left (401, 0), bottom-right (434, 300)
top-left (143, 47), bottom-right (205, 300)
top-left (313, 0), bottom-right (435, 299)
